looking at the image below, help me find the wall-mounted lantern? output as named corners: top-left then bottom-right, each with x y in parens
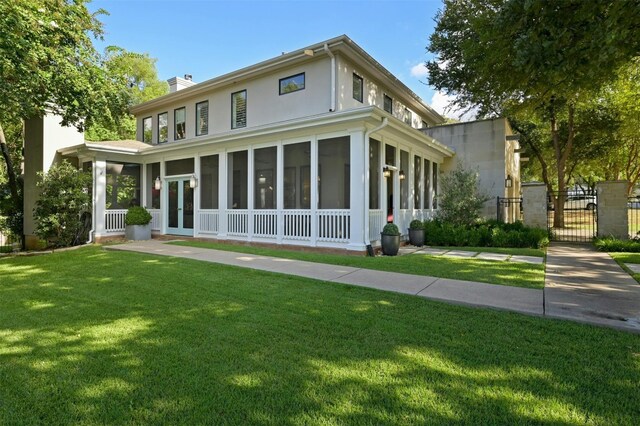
top-left (189, 174), bottom-right (198, 189)
top-left (154, 176), bottom-right (162, 191)
top-left (505, 174), bottom-right (513, 188)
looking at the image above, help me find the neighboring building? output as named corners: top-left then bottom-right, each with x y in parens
top-left (26, 35), bottom-right (457, 251)
top-left (422, 118), bottom-right (521, 222)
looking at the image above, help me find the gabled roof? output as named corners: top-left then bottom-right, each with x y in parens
top-left (130, 35), bottom-right (444, 124)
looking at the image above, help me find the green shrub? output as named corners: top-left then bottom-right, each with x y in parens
top-left (382, 223), bottom-right (400, 236)
top-left (34, 161), bottom-right (92, 248)
top-left (437, 164), bottom-right (491, 226)
top-left (594, 237), bottom-right (640, 252)
top-left (409, 219), bottom-right (423, 230)
top-left (125, 206), bottom-right (152, 226)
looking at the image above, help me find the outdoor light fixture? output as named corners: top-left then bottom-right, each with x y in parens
top-left (505, 175), bottom-right (513, 188)
top-left (154, 176), bottom-right (162, 191)
top-left (258, 174), bottom-right (267, 185)
top-left (399, 170), bottom-right (406, 180)
top-left (189, 174), bottom-right (198, 189)
top-left (383, 166), bottom-right (391, 178)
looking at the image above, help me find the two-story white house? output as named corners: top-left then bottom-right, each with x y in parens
top-left (30, 35), bottom-right (458, 251)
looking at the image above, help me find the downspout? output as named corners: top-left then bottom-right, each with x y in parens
top-left (323, 43), bottom-right (336, 112)
top-left (364, 118), bottom-right (389, 247)
top-left (86, 159), bottom-right (96, 244)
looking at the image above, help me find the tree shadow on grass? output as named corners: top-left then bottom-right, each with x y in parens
top-left (0, 247), bottom-right (639, 424)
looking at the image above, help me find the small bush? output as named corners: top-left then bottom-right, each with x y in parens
top-left (423, 219), bottom-right (548, 249)
top-left (437, 164), bottom-right (491, 226)
top-left (594, 237), bottom-right (640, 252)
top-left (409, 219), bottom-right (423, 230)
top-left (382, 223), bottom-right (400, 236)
top-left (125, 206), bottom-right (152, 226)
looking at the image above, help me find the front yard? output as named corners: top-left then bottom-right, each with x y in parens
top-left (1, 247), bottom-right (639, 424)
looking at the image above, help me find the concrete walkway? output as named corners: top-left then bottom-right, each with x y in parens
top-left (106, 240), bottom-right (543, 315)
top-left (545, 243), bottom-right (640, 332)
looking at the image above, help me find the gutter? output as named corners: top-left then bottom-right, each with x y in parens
top-left (323, 43), bottom-right (336, 112)
top-left (364, 117), bottom-right (389, 246)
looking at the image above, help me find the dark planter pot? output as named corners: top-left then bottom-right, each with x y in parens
top-left (408, 229), bottom-right (425, 247)
top-left (381, 233), bottom-right (401, 256)
top-left (125, 224), bottom-right (151, 241)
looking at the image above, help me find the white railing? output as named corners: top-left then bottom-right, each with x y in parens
top-left (283, 210), bottom-right (312, 241)
top-left (317, 210), bottom-right (350, 243)
top-left (149, 209), bottom-right (162, 231)
top-left (253, 210), bottom-right (278, 238)
top-left (368, 209), bottom-right (385, 242)
top-left (227, 210), bottom-right (248, 236)
top-left (397, 209), bottom-right (413, 235)
top-left (199, 210), bottom-right (219, 234)
top-left (105, 209), bottom-right (127, 233)
top-left (422, 209), bottom-right (436, 221)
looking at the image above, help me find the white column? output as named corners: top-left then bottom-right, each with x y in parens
top-left (364, 134), bottom-right (370, 245)
top-left (218, 151), bottom-right (228, 238)
top-left (94, 159), bottom-right (107, 236)
top-left (427, 160), bottom-right (433, 212)
top-left (408, 149), bottom-right (415, 219)
top-left (193, 155), bottom-right (200, 236)
top-left (311, 136), bottom-right (318, 246)
top-left (349, 130), bottom-right (366, 250)
top-left (419, 156), bottom-right (425, 217)
top-left (247, 148), bottom-right (254, 241)
top-left (380, 139), bottom-right (387, 227)
top-left (276, 143), bottom-right (284, 244)
top-left (141, 163), bottom-right (147, 208)
top-left (160, 160), bottom-right (167, 234)
top-left (393, 145), bottom-right (400, 227)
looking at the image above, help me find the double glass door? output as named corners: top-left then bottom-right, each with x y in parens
top-left (167, 178), bottom-right (194, 235)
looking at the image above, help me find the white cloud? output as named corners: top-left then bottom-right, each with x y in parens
top-left (429, 91), bottom-right (478, 122)
top-left (410, 63), bottom-right (429, 78)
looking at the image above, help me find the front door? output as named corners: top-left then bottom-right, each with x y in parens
top-left (167, 179), bottom-right (194, 236)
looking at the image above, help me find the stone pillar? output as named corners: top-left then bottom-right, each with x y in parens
top-left (596, 181), bottom-right (629, 240)
top-left (522, 182), bottom-right (547, 230)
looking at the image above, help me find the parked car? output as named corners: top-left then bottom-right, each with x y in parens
top-left (628, 200), bottom-right (640, 209)
top-left (548, 194), bottom-right (597, 211)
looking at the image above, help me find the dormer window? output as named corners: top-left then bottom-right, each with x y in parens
top-left (353, 73), bottom-right (363, 103)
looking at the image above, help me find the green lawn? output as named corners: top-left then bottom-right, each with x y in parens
top-left (609, 252), bottom-right (640, 284)
top-left (1, 247), bottom-right (639, 424)
top-left (170, 241), bottom-right (545, 289)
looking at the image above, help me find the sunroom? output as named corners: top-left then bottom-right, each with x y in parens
top-left (63, 110), bottom-right (453, 252)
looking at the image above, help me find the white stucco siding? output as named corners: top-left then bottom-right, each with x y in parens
top-left (135, 57), bottom-right (332, 144)
top-left (335, 55), bottom-right (436, 128)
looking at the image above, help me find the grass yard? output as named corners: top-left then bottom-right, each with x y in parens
top-left (1, 247), bottom-right (639, 425)
top-left (609, 252), bottom-right (640, 284)
top-left (170, 241), bottom-right (545, 289)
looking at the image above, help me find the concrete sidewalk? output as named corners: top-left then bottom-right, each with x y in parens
top-left (105, 240), bottom-right (543, 316)
top-left (545, 243), bottom-right (640, 332)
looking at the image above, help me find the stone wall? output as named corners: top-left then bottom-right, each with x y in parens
top-left (522, 183), bottom-right (547, 229)
top-left (596, 181), bottom-right (629, 240)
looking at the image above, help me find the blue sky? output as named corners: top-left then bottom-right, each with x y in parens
top-left (90, 0), bottom-right (458, 116)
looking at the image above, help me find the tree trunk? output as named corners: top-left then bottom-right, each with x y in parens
top-left (0, 122), bottom-right (21, 204)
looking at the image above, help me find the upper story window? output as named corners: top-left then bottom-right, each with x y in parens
top-left (142, 116), bottom-right (152, 143)
top-left (158, 112), bottom-right (168, 143)
top-left (353, 73), bottom-right (363, 103)
top-left (421, 120), bottom-right (428, 129)
top-left (196, 101), bottom-right (208, 136)
top-left (174, 107), bottom-right (186, 140)
top-left (232, 90), bottom-right (247, 129)
top-left (404, 107), bottom-right (412, 125)
top-left (279, 73), bottom-right (305, 95)
top-left (383, 95), bottom-right (393, 114)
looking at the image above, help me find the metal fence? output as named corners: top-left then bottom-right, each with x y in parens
top-left (630, 195), bottom-right (640, 240)
top-left (496, 197), bottom-right (522, 223)
top-left (547, 190), bottom-right (597, 242)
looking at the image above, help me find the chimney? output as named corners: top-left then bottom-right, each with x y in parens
top-left (168, 75), bottom-right (196, 93)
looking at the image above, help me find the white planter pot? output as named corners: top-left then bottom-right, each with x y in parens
top-left (125, 224), bottom-right (151, 241)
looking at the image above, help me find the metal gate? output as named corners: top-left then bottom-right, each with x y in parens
top-left (547, 190), bottom-right (597, 242)
top-left (496, 197), bottom-right (522, 223)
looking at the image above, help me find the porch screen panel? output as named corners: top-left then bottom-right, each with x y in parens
top-left (165, 158), bottom-right (194, 176)
top-left (318, 136), bottom-right (350, 209)
top-left (146, 162), bottom-right (161, 209)
top-left (228, 150), bottom-right (248, 209)
top-left (369, 138), bottom-right (380, 209)
top-left (283, 142), bottom-right (310, 209)
top-left (200, 155), bottom-right (219, 209)
top-left (400, 150), bottom-right (409, 209)
top-left (414, 155), bottom-right (421, 209)
top-left (254, 147), bottom-right (277, 209)
top-left (424, 159), bottom-right (431, 209)
top-left (106, 162), bottom-right (141, 209)
top-left (432, 162), bottom-right (438, 209)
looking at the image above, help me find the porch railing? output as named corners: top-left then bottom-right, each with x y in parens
top-left (283, 210), bottom-right (311, 241)
top-left (253, 210), bottom-right (278, 238)
top-left (149, 209), bottom-right (162, 231)
top-left (368, 209), bottom-right (385, 242)
top-left (199, 210), bottom-right (219, 234)
top-left (397, 209), bottom-right (413, 235)
top-left (317, 209), bottom-right (350, 243)
top-left (227, 210), bottom-right (248, 236)
top-left (105, 209), bottom-right (127, 233)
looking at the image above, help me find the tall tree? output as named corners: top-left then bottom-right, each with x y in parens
top-left (427, 0), bottom-right (640, 225)
top-left (0, 0), bottom-right (128, 220)
top-left (85, 46), bottom-right (168, 141)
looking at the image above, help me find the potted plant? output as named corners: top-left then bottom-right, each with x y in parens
top-left (408, 219), bottom-right (425, 247)
top-left (125, 206), bottom-right (152, 241)
top-left (381, 223), bottom-right (401, 256)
